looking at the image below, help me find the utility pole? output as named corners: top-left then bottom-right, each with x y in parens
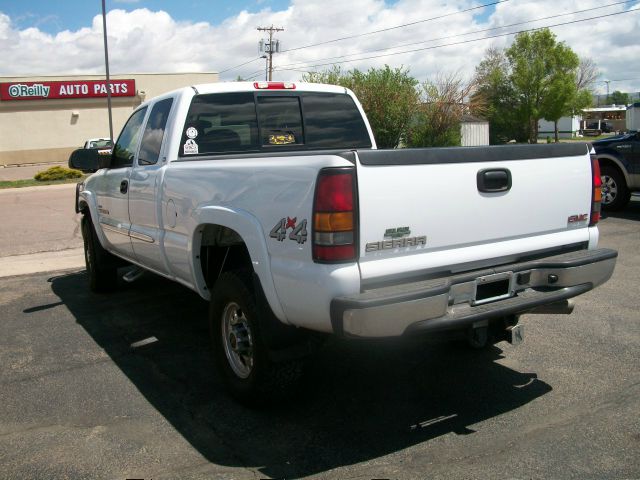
top-left (101, 0), bottom-right (114, 142)
top-left (604, 80), bottom-right (611, 105)
top-left (257, 25), bottom-right (284, 81)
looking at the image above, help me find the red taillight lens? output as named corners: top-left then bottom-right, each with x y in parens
top-left (590, 154), bottom-right (601, 226)
top-left (314, 173), bottom-right (353, 211)
top-left (313, 168), bottom-right (358, 263)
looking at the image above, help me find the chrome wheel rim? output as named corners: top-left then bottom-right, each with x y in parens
top-left (601, 175), bottom-right (617, 205)
top-left (221, 302), bottom-right (254, 379)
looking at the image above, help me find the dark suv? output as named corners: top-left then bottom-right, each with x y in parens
top-left (592, 131), bottom-right (640, 209)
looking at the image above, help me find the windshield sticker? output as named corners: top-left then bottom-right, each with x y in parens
top-left (186, 127), bottom-right (198, 139)
top-left (268, 133), bottom-right (295, 145)
top-left (183, 139), bottom-right (199, 155)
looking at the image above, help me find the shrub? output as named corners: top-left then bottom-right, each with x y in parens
top-left (34, 166), bottom-right (83, 182)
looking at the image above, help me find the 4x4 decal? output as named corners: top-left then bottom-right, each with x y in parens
top-left (270, 217), bottom-right (308, 244)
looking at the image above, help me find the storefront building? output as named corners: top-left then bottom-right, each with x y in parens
top-left (0, 72), bottom-right (218, 165)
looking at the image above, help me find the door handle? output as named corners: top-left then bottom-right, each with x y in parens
top-left (477, 168), bottom-right (512, 193)
top-left (120, 179), bottom-right (129, 194)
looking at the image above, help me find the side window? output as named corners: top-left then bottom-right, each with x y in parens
top-left (112, 107), bottom-right (148, 168)
top-left (180, 92), bottom-right (258, 156)
top-left (302, 93), bottom-right (372, 149)
top-left (257, 96), bottom-right (303, 147)
top-left (139, 98), bottom-right (173, 165)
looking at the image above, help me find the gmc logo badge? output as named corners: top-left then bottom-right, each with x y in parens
top-left (567, 214), bottom-right (589, 223)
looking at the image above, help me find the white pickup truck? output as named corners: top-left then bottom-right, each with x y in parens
top-left (76, 81), bottom-right (617, 402)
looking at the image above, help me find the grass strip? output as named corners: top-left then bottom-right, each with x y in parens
top-left (0, 176), bottom-right (87, 189)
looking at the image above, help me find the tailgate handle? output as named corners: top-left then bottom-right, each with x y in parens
top-left (477, 168), bottom-right (512, 193)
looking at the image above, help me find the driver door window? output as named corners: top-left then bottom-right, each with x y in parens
top-left (112, 107), bottom-right (148, 168)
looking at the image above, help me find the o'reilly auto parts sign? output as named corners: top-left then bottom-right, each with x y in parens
top-left (0, 79), bottom-right (136, 101)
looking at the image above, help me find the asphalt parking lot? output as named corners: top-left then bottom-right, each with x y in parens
top-left (1, 199), bottom-right (639, 479)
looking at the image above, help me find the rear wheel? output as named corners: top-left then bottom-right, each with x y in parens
top-left (81, 215), bottom-right (118, 292)
top-left (210, 270), bottom-right (302, 404)
top-left (601, 165), bottom-right (630, 211)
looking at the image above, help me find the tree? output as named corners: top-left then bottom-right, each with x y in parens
top-left (301, 66), bottom-right (344, 86)
top-left (473, 47), bottom-right (528, 143)
top-left (610, 90), bottom-right (630, 105)
top-left (405, 73), bottom-right (474, 148)
top-left (302, 65), bottom-right (419, 148)
top-left (540, 56), bottom-right (597, 142)
top-left (506, 29), bottom-right (584, 143)
top-left (539, 47), bottom-right (585, 142)
top-left (575, 57), bottom-right (599, 91)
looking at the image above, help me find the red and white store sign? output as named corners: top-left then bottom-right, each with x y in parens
top-left (0, 79), bottom-right (136, 101)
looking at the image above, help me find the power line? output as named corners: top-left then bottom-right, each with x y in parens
top-left (218, 57), bottom-right (262, 75)
top-left (238, 69), bottom-right (266, 81)
top-left (274, 7), bottom-right (640, 73)
top-left (282, 0), bottom-right (510, 53)
top-left (277, 0), bottom-right (634, 71)
top-left (219, 0), bottom-right (506, 76)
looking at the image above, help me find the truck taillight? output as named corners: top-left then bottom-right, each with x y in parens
top-left (312, 168), bottom-right (358, 263)
top-left (253, 82), bottom-right (296, 90)
top-left (590, 154), bottom-right (602, 226)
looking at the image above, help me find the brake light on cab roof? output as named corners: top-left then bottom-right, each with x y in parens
top-left (253, 82), bottom-right (296, 90)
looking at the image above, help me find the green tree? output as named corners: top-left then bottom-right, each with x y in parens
top-left (506, 29), bottom-right (586, 143)
top-left (475, 39), bottom-right (593, 144)
top-left (541, 57), bottom-right (596, 142)
top-left (473, 47), bottom-right (528, 143)
top-left (609, 90), bottom-right (630, 105)
top-left (405, 73), bottom-right (472, 148)
top-left (303, 65), bottom-right (419, 148)
top-left (301, 66), bottom-right (345, 85)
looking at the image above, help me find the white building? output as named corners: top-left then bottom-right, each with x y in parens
top-left (460, 115), bottom-right (489, 146)
top-left (538, 116), bottom-right (582, 139)
top-left (626, 103), bottom-right (640, 131)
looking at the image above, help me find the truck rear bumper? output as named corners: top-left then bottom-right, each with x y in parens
top-left (330, 248), bottom-right (617, 338)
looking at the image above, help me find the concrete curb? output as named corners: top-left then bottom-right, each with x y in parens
top-left (0, 161), bottom-right (62, 168)
top-left (0, 248), bottom-right (85, 278)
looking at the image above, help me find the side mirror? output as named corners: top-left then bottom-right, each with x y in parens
top-left (68, 148), bottom-right (112, 172)
top-left (99, 154), bottom-right (112, 169)
top-left (68, 149), bottom-right (97, 172)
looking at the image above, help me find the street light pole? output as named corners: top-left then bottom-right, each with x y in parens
top-left (101, 0), bottom-right (114, 142)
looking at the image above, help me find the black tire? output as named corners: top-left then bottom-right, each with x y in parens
top-left (81, 214), bottom-right (118, 293)
top-left (601, 165), bottom-right (630, 211)
top-left (210, 270), bottom-right (302, 405)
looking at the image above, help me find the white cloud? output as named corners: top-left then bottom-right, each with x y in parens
top-left (0, 1), bottom-right (638, 94)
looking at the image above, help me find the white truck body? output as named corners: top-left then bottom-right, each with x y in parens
top-left (76, 82), bottom-right (616, 399)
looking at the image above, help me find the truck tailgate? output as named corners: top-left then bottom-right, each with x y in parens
top-left (355, 144), bottom-right (594, 282)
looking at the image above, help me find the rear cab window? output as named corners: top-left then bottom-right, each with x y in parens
top-left (179, 90), bottom-right (372, 157)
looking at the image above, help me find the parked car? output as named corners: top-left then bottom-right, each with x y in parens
top-left (592, 131), bottom-right (640, 209)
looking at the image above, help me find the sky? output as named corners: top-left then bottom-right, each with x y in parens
top-left (0, 0), bottom-right (639, 95)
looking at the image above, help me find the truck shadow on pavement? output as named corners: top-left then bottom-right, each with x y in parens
top-left (602, 196), bottom-right (640, 222)
top-left (51, 271), bottom-right (551, 479)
